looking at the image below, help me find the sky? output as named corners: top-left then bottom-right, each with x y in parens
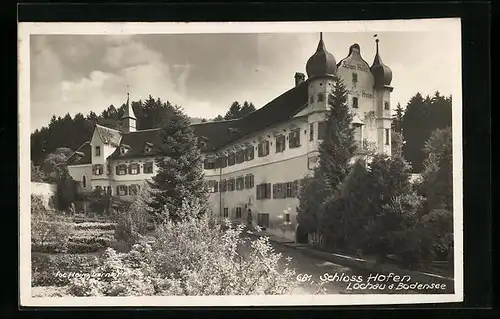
top-left (28, 22), bottom-right (461, 132)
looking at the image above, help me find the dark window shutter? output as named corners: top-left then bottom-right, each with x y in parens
top-left (266, 183), bottom-right (271, 199)
top-left (124, 186), bottom-right (128, 195)
top-left (272, 184), bottom-right (277, 198)
top-left (128, 185), bottom-right (133, 195)
top-left (256, 185), bottom-right (261, 200)
top-left (116, 186), bottom-right (120, 195)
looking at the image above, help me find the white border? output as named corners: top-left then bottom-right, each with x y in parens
top-left (19, 19), bottom-right (463, 307)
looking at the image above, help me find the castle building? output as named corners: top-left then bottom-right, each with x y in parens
top-left (66, 34), bottom-right (393, 241)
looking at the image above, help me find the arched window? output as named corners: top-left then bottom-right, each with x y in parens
top-left (82, 175), bottom-right (87, 189)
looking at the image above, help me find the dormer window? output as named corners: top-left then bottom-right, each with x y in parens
top-left (95, 146), bottom-right (101, 157)
top-left (120, 144), bottom-right (131, 155)
top-left (144, 142), bottom-right (153, 153)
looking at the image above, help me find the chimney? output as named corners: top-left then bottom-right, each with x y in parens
top-left (294, 72), bottom-right (305, 87)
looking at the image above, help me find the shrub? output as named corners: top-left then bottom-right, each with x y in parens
top-left (31, 195), bottom-right (74, 253)
top-left (31, 253), bottom-right (100, 287)
top-left (68, 199), bottom-right (297, 296)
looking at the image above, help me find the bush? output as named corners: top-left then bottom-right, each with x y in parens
top-left (31, 195), bottom-right (74, 253)
top-left (32, 253), bottom-right (100, 287)
top-left (68, 199), bottom-right (297, 296)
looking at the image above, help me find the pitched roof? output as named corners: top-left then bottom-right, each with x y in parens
top-left (66, 141), bottom-right (91, 165)
top-left (96, 124), bottom-right (122, 146)
top-left (100, 82), bottom-right (309, 160)
top-left (108, 128), bottom-right (163, 159)
top-left (192, 81), bottom-right (309, 152)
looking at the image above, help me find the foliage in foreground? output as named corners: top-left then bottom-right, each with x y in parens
top-left (31, 195), bottom-right (75, 253)
top-left (68, 199), bottom-right (297, 296)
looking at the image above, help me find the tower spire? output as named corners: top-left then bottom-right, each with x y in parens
top-left (320, 32), bottom-right (323, 41)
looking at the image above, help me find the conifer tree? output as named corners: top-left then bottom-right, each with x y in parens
top-left (147, 105), bottom-right (209, 223)
top-left (317, 77), bottom-right (357, 192)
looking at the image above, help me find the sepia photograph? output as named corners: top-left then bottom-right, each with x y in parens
top-left (19, 19), bottom-right (463, 307)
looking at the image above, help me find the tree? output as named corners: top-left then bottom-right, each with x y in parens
top-left (391, 102), bottom-right (404, 133)
top-left (322, 160), bottom-right (371, 253)
top-left (31, 161), bottom-right (45, 182)
top-left (391, 130), bottom-right (404, 158)
top-left (401, 92), bottom-right (452, 173)
top-left (68, 200), bottom-right (298, 296)
top-left (224, 101), bottom-right (242, 120)
top-left (296, 171), bottom-right (330, 248)
top-left (240, 101), bottom-right (256, 117)
top-left (147, 105), bottom-right (209, 222)
top-left (213, 115), bottom-right (224, 122)
top-left (317, 77), bottom-right (357, 192)
top-left (420, 127), bottom-right (453, 211)
top-left (55, 166), bottom-right (79, 212)
top-left (42, 147), bottom-right (74, 179)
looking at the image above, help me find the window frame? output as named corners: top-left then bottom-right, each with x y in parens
top-left (258, 140), bottom-right (269, 157)
top-left (385, 128), bottom-right (390, 145)
top-left (288, 129), bottom-right (301, 149)
top-left (352, 72), bottom-right (358, 83)
top-left (309, 123), bottom-right (314, 141)
top-left (245, 146), bottom-right (254, 161)
top-left (352, 97), bottom-right (359, 108)
top-left (228, 152), bottom-right (236, 166)
top-left (116, 164), bottom-right (128, 176)
top-left (143, 162), bottom-right (153, 174)
top-left (275, 134), bottom-right (285, 153)
top-left (95, 146), bottom-right (101, 157)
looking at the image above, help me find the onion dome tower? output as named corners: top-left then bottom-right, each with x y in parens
top-left (370, 39), bottom-right (393, 87)
top-left (306, 32), bottom-right (337, 80)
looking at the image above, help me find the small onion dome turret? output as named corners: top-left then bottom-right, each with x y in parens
top-left (306, 33), bottom-right (337, 79)
top-left (370, 39), bottom-right (392, 87)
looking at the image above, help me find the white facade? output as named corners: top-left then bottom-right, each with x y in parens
top-left (67, 38), bottom-right (393, 241)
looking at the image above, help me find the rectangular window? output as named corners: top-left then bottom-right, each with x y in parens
top-left (244, 174), bottom-right (254, 189)
top-left (384, 101), bottom-right (390, 110)
top-left (116, 164), bottom-right (127, 175)
top-left (235, 207), bottom-right (242, 219)
top-left (352, 72), bottom-right (358, 83)
top-left (318, 93), bottom-right (325, 102)
top-left (258, 140), bottom-right (269, 157)
top-left (245, 147), bottom-right (254, 161)
top-left (223, 207), bottom-right (229, 218)
top-left (95, 146), bottom-right (101, 157)
top-left (227, 178), bottom-right (235, 192)
top-left (220, 179), bottom-right (227, 192)
top-left (318, 121), bottom-right (327, 140)
top-left (235, 150), bottom-right (245, 164)
top-left (294, 180), bottom-right (300, 198)
top-left (117, 185), bottom-right (128, 196)
top-left (228, 153), bottom-right (236, 166)
top-left (273, 183), bottom-right (285, 199)
top-left (236, 176), bottom-right (245, 190)
top-left (218, 155), bottom-right (228, 168)
top-left (256, 183), bottom-right (271, 200)
top-left (385, 128), bottom-right (390, 145)
top-left (352, 97), bottom-right (359, 108)
top-left (286, 182), bottom-right (294, 198)
top-left (208, 180), bottom-right (218, 193)
top-left (143, 162), bottom-right (153, 174)
top-left (276, 135), bottom-right (285, 153)
top-left (128, 163), bottom-right (139, 175)
top-left (204, 158), bottom-right (215, 170)
top-left (309, 123), bottom-right (314, 141)
top-left (285, 213), bottom-right (291, 223)
top-left (289, 130), bottom-right (301, 149)
top-left (93, 164), bottom-right (103, 175)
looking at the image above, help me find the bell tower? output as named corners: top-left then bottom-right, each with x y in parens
top-left (121, 92), bottom-right (137, 133)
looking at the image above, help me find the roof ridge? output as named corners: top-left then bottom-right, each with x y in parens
top-left (66, 140), bottom-right (90, 162)
top-left (95, 123), bottom-right (122, 133)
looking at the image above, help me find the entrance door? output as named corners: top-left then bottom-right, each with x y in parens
top-left (295, 224), bottom-right (308, 244)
